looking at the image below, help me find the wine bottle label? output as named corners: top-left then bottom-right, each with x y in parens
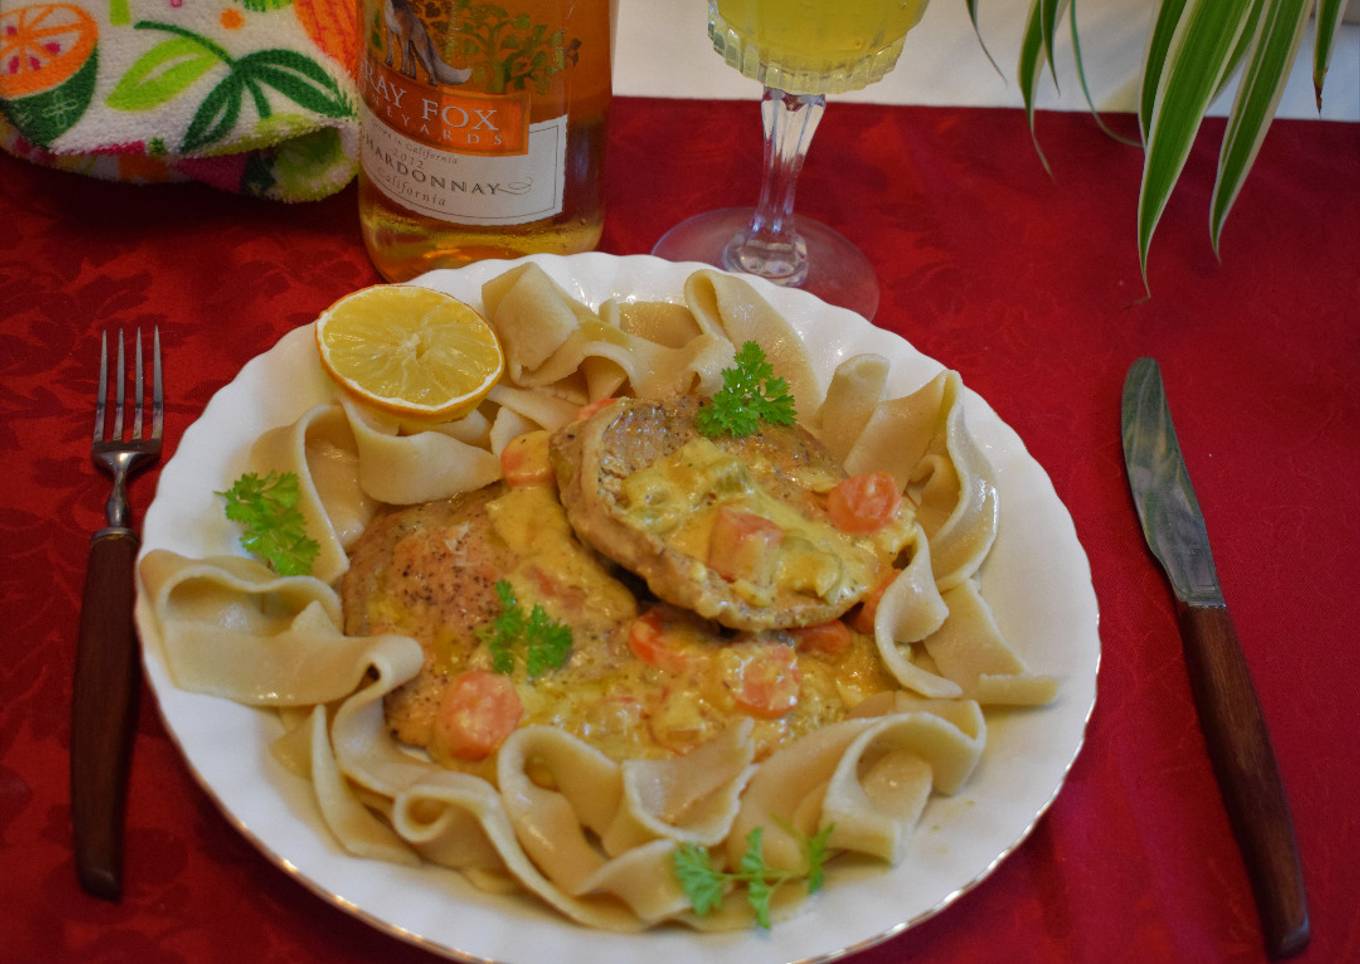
top-left (360, 102), bottom-right (566, 225)
top-left (357, 0), bottom-right (597, 231)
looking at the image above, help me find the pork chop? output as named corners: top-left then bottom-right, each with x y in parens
top-left (342, 481), bottom-right (637, 748)
top-left (550, 396), bottom-right (890, 631)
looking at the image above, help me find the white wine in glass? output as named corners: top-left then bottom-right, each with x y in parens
top-left (652, 0), bottom-right (928, 319)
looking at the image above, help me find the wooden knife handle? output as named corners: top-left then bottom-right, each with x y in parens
top-left (1176, 601), bottom-right (1309, 958)
top-left (71, 529), bottom-right (141, 901)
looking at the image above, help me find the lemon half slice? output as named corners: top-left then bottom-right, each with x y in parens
top-left (315, 285), bottom-right (504, 420)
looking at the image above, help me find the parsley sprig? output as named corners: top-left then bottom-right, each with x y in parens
top-left (218, 471), bottom-right (319, 576)
top-left (695, 341), bottom-right (797, 439)
top-left (673, 825), bottom-right (834, 928)
top-left (476, 580), bottom-right (572, 678)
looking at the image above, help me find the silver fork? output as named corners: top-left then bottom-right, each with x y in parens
top-left (72, 328), bottom-right (163, 901)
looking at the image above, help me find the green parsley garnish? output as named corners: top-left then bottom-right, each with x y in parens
top-left (672, 842), bottom-right (726, 916)
top-left (524, 604), bottom-right (573, 676)
top-left (695, 341), bottom-right (797, 439)
top-left (475, 579), bottom-right (572, 678)
top-left (803, 824), bottom-right (834, 895)
top-left (218, 471), bottom-right (319, 576)
top-left (672, 824), bottom-right (834, 928)
top-left (478, 581), bottom-right (524, 674)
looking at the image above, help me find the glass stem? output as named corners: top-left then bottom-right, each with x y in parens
top-left (723, 87), bottom-right (826, 287)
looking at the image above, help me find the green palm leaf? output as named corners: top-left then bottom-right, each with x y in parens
top-left (1018, 0), bottom-right (1069, 176)
top-left (962, 0), bottom-right (1003, 77)
top-left (1137, 0), bottom-right (1189, 143)
top-left (1136, 0), bottom-right (1255, 285)
top-left (1069, 0), bottom-right (1140, 146)
top-left (1213, 0), bottom-right (1266, 102)
top-left (1313, 0), bottom-right (1347, 108)
top-left (1209, 0), bottom-right (1311, 253)
top-left (1039, 0), bottom-right (1067, 87)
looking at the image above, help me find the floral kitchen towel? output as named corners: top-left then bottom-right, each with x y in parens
top-left (0, 0), bottom-right (359, 200)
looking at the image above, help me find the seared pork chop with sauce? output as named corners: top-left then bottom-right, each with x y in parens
top-left (551, 396), bottom-right (909, 631)
top-left (342, 420), bottom-right (909, 767)
top-left (342, 477), bottom-right (636, 752)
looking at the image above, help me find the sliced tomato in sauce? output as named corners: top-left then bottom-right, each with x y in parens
top-left (723, 641), bottom-right (801, 719)
top-left (500, 431), bottom-right (553, 487)
top-left (525, 565), bottom-right (586, 610)
top-left (849, 569), bottom-right (897, 635)
top-left (708, 506), bottom-right (784, 583)
top-left (827, 471), bottom-right (902, 534)
top-left (626, 608), bottom-right (692, 673)
top-left (790, 620), bottom-right (853, 659)
top-left (436, 670), bottom-right (523, 760)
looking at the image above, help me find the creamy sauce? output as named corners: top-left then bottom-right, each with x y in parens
top-left (618, 437), bottom-right (886, 606)
top-left (506, 605), bottom-right (899, 763)
top-left (364, 430), bottom-right (905, 772)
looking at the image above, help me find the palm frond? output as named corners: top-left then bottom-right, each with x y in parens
top-left (1313, 0), bottom-right (1348, 108)
top-left (1138, 0), bottom-right (1190, 143)
top-left (1069, 0), bottom-right (1140, 146)
top-left (1209, 0), bottom-right (1312, 253)
top-left (963, 0), bottom-right (1004, 78)
top-left (1018, 0), bottom-right (1065, 176)
top-left (1136, 0), bottom-right (1256, 286)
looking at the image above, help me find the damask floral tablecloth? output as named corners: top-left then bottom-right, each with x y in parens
top-left (1, 97), bottom-right (1358, 962)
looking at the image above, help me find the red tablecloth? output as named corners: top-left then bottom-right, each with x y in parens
top-left (2, 97), bottom-right (1358, 963)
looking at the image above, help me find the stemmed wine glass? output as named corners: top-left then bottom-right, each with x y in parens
top-left (652, 0), bottom-right (929, 320)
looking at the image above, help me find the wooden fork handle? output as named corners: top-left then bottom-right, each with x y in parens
top-left (71, 528), bottom-right (141, 901)
top-left (1177, 601), bottom-right (1309, 958)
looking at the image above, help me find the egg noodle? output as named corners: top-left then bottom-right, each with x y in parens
top-left (139, 265), bottom-right (1057, 931)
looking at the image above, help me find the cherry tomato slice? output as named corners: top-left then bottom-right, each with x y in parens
top-left (708, 506), bottom-right (784, 583)
top-left (827, 471), bottom-right (902, 534)
top-left (723, 641), bottom-right (801, 719)
top-left (500, 430), bottom-right (552, 487)
top-left (627, 609), bottom-right (691, 673)
top-left (790, 620), bottom-right (853, 659)
top-left (850, 569), bottom-right (898, 635)
top-left (436, 670), bottom-right (523, 760)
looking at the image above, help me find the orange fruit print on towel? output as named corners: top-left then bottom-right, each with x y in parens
top-left (0, 3), bottom-right (98, 146)
top-left (294, 0), bottom-right (358, 77)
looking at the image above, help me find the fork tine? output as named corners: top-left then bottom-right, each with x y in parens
top-left (132, 329), bottom-right (144, 439)
top-left (112, 330), bottom-right (125, 441)
top-left (152, 326), bottom-right (163, 440)
top-left (94, 331), bottom-right (108, 443)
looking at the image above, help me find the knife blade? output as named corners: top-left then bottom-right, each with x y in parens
top-left (1122, 358), bottom-right (1309, 958)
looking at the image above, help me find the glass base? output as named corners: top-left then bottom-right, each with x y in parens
top-left (652, 207), bottom-right (880, 321)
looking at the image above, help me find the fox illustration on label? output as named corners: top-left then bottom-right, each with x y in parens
top-left (383, 0), bottom-right (472, 86)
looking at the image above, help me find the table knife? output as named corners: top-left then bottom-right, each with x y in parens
top-left (1121, 357), bottom-right (1309, 958)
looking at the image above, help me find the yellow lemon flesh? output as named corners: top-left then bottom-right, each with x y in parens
top-left (315, 285), bottom-right (504, 420)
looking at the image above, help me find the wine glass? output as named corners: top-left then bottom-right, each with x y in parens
top-left (651, 0), bottom-right (929, 320)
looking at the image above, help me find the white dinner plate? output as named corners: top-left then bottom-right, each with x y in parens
top-left (135, 252), bottom-right (1100, 964)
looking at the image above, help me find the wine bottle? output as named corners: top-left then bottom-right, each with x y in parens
top-left (357, 0), bottom-right (611, 281)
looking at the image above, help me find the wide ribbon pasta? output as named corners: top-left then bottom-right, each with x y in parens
top-left (339, 395), bottom-right (501, 504)
top-left (827, 366), bottom-right (998, 589)
top-left (922, 580), bottom-right (1059, 706)
top-left (138, 265), bottom-right (1057, 934)
top-left (727, 703), bottom-right (985, 872)
top-left (482, 263), bottom-right (735, 402)
top-left (249, 404), bottom-right (372, 584)
top-left (872, 525), bottom-right (959, 698)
